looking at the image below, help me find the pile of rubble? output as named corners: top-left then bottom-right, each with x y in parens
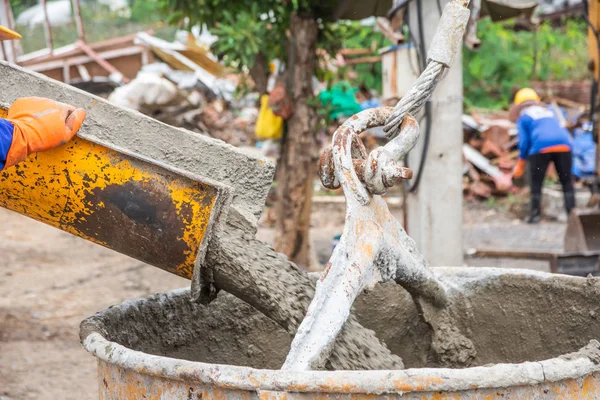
top-left (103, 32), bottom-right (259, 148)
top-left (462, 110), bottom-right (519, 200)
top-left (107, 66), bottom-right (258, 147)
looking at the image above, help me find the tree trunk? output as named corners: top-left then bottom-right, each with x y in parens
top-left (249, 52), bottom-right (269, 95)
top-left (274, 14), bottom-right (319, 268)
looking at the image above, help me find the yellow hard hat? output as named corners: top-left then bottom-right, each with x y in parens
top-left (0, 25), bottom-right (21, 41)
top-left (514, 88), bottom-right (540, 105)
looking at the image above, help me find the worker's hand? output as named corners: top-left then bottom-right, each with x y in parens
top-left (5, 97), bottom-right (86, 169)
top-left (494, 174), bottom-right (513, 192)
top-left (513, 158), bottom-right (527, 179)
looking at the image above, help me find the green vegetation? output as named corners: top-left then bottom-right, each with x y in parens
top-left (325, 20), bottom-right (391, 94)
top-left (463, 18), bottom-right (589, 110)
top-left (200, 2), bottom-right (288, 71)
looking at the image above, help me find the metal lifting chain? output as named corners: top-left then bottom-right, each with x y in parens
top-left (284, 0), bottom-right (471, 372)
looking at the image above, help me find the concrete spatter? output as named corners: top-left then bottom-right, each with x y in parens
top-left (84, 267), bottom-right (600, 374)
top-left (418, 298), bottom-right (477, 367)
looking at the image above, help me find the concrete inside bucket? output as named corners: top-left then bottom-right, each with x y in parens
top-left (81, 267), bottom-right (600, 370)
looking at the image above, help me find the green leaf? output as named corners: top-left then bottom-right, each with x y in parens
top-left (464, 18), bottom-right (589, 110)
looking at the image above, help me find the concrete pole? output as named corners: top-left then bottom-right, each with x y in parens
top-left (406, 0), bottom-right (464, 267)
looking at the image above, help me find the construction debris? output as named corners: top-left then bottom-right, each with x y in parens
top-left (95, 30), bottom-right (257, 147)
top-left (108, 70), bottom-right (185, 111)
top-left (136, 32), bottom-right (234, 101)
top-left (462, 112), bottom-right (517, 199)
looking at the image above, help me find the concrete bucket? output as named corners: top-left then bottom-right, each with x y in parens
top-left (81, 267), bottom-right (600, 399)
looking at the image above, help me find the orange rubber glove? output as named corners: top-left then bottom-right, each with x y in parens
top-left (513, 158), bottom-right (527, 179)
top-left (4, 97), bottom-right (86, 169)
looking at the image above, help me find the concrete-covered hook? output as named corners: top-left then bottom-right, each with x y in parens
top-left (319, 108), bottom-right (417, 199)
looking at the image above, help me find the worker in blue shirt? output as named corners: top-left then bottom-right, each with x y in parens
top-left (0, 26), bottom-right (85, 170)
top-left (509, 88), bottom-right (575, 223)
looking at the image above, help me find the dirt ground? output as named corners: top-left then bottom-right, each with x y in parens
top-left (0, 199), bottom-right (564, 399)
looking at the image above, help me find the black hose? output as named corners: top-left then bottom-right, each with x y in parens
top-left (404, 0), bottom-right (433, 193)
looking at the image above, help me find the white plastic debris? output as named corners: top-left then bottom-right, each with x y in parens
top-left (108, 72), bottom-right (180, 111)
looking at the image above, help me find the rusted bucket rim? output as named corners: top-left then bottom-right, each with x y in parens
top-left (81, 267), bottom-right (600, 395)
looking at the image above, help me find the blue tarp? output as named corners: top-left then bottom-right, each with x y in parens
top-left (360, 98), bottom-right (382, 110)
top-left (572, 123), bottom-right (596, 178)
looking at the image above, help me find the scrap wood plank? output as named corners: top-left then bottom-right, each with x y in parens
top-left (343, 55), bottom-right (382, 65)
top-left (463, 144), bottom-right (503, 179)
